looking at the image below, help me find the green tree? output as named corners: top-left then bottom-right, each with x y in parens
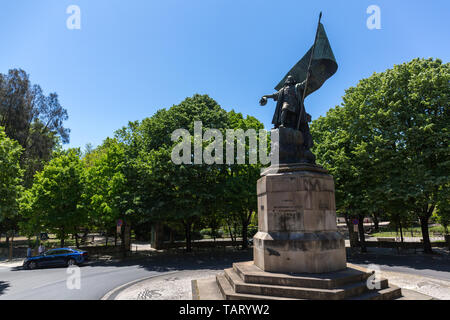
top-left (435, 184), bottom-right (450, 235)
top-left (0, 69), bottom-right (70, 187)
top-left (20, 149), bottom-right (86, 247)
top-left (130, 95), bottom-right (229, 252)
top-left (222, 111), bottom-right (264, 249)
top-left (83, 138), bottom-right (131, 248)
top-left (312, 58), bottom-right (449, 253)
top-left (311, 105), bottom-right (372, 251)
top-left (116, 94), bottom-right (265, 251)
top-left (0, 126), bottom-right (23, 249)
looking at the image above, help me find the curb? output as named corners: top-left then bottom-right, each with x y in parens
top-left (0, 261), bottom-right (24, 269)
top-left (100, 271), bottom-right (180, 300)
top-left (191, 279), bottom-right (200, 300)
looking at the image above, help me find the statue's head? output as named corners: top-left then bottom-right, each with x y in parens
top-left (284, 75), bottom-right (296, 86)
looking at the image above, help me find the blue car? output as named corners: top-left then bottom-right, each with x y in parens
top-left (23, 248), bottom-right (89, 270)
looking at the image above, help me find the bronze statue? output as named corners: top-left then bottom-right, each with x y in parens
top-left (260, 75), bottom-right (314, 152)
top-left (259, 13), bottom-right (338, 165)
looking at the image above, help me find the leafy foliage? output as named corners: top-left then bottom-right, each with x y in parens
top-left (311, 58), bottom-right (449, 252)
top-left (83, 138), bottom-right (129, 233)
top-left (112, 94), bottom-right (265, 250)
top-left (0, 126), bottom-right (23, 234)
top-left (20, 149), bottom-right (86, 246)
top-left (0, 69), bottom-right (70, 187)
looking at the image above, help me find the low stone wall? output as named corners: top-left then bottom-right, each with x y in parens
top-left (0, 247), bottom-right (27, 259)
top-left (77, 246), bottom-right (123, 254)
top-left (160, 240), bottom-right (240, 249)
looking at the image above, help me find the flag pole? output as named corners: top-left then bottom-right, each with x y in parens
top-left (296, 12), bottom-right (323, 130)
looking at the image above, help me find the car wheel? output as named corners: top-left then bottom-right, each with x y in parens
top-left (28, 261), bottom-right (37, 270)
top-left (67, 258), bottom-right (76, 267)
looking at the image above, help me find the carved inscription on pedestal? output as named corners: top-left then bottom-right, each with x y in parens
top-left (273, 198), bottom-right (303, 231)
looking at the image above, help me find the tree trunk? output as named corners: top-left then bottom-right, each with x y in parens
top-left (419, 215), bottom-right (433, 254)
top-left (241, 222), bottom-right (248, 250)
top-left (227, 223), bottom-right (234, 243)
top-left (344, 214), bottom-right (359, 248)
top-left (373, 213), bottom-right (380, 232)
top-left (184, 221), bottom-right (192, 253)
top-left (121, 225), bottom-right (126, 257)
top-left (121, 221), bottom-right (131, 257)
top-left (75, 233), bottom-right (80, 248)
top-left (8, 232), bottom-right (14, 261)
top-left (60, 227), bottom-right (65, 247)
top-left (151, 223), bottom-right (164, 250)
top-left (82, 230), bottom-right (88, 245)
top-left (399, 221), bottom-right (404, 243)
top-left (358, 214), bottom-right (367, 253)
top-left (211, 220), bottom-right (218, 242)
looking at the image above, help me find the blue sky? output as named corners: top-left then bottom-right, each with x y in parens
top-left (1, 0), bottom-right (449, 149)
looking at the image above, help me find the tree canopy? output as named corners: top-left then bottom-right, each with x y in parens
top-left (20, 149), bottom-right (86, 247)
top-left (10, 59), bottom-right (449, 254)
top-left (0, 69), bottom-right (70, 187)
top-left (0, 126), bottom-right (23, 234)
top-left (311, 58), bottom-right (449, 252)
top-left (112, 94), bottom-right (265, 250)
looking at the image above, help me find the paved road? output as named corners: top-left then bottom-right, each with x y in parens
top-left (347, 249), bottom-right (450, 282)
top-left (0, 250), bottom-right (253, 300)
top-left (0, 260), bottom-right (172, 300)
top-left (1, 248), bottom-right (449, 300)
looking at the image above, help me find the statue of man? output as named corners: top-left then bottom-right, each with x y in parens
top-left (259, 75), bottom-right (314, 151)
top-left (256, 17), bottom-right (337, 165)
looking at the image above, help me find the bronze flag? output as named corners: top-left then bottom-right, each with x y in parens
top-left (275, 23), bottom-right (338, 96)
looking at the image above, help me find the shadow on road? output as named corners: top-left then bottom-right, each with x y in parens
top-left (346, 248), bottom-right (450, 276)
top-left (0, 281), bottom-right (10, 296)
top-left (8, 247), bottom-right (450, 281)
top-left (9, 248), bottom-right (254, 275)
top-left (87, 248), bottom-right (254, 274)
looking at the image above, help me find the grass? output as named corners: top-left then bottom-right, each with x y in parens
top-left (370, 225), bottom-right (448, 238)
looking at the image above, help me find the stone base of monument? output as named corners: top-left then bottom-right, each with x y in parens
top-left (254, 164), bottom-right (348, 274)
top-left (192, 262), bottom-right (403, 300)
top-left (192, 128), bottom-right (407, 300)
top-left (192, 165), bottom-right (404, 300)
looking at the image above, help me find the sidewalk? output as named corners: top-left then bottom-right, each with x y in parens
top-left (105, 265), bottom-right (448, 300)
top-left (379, 270), bottom-right (450, 300)
top-left (103, 269), bottom-right (222, 300)
top-left (0, 258), bottom-right (24, 268)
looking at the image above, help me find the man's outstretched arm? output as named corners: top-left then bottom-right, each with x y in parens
top-left (259, 93), bottom-right (277, 106)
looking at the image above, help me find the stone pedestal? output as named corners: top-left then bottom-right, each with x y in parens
top-left (192, 127), bottom-right (406, 300)
top-left (253, 168), bottom-right (346, 273)
top-left (192, 261), bottom-right (405, 300)
top-left (192, 165), bottom-right (404, 299)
